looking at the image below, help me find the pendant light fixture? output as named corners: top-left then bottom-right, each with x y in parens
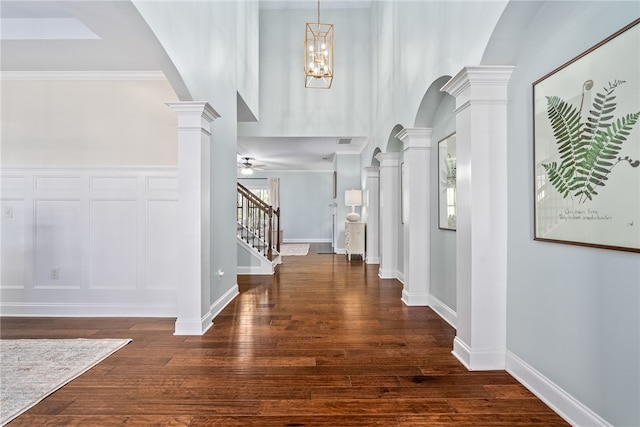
top-left (304, 0), bottom-right (333, 89)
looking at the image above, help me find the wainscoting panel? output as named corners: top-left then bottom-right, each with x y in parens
top-left (146, 200), bottom-right (178, 290)
top-left (0, 167), bottom-right (179, 317)
top-left (1, 199), bottom-right (27, 289)
top-left (90, 176), bottom-right (138, 191)
top-left (35, 175), bottom-right (82, 191)
top-left (1, 175), bottom-right (25, 192)
top-left (34, 199), bottom-right (83, 289)
top-left (89, 199), bottom-right (138, 290)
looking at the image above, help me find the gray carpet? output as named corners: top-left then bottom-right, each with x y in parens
top-left (0, 338), bottom-right (131, 425)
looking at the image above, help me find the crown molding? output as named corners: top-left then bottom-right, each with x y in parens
top-left (1, 71), bottom-right (167, 81)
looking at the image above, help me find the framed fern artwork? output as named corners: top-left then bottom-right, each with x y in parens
top-left (533, 18), bottom-right (640, 252)
top-left (438, 133), bottom-right (457, 231)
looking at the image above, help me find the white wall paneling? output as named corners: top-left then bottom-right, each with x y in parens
top-left (146, 200), bottom-right (179, 289)
top-left (1, 199), bottom-right (27, 289)
top-left (0, 167), bottom-right (179, 317)
top-left (34, 199), bottom-right (83, 289)
top-left (89, 199), bottom-right (138, 289)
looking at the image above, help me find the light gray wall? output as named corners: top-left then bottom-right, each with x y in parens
top-left (236, 0), bottom-right (259, 121)
top-left (430, 95), bottom-right (457, 310)
top-left (238, 8), bottom-right (371, 137)
top-left (239, 171), bottom-right (334, 242)
top-left (134, 1), bottom-right (242, 307)
top-left (362, 0), bottom-right (507, 165)
top-left (503, 3), bottom-right (639, 426)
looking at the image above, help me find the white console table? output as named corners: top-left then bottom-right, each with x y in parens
top-left (344, 221), bottom-right (365, 261)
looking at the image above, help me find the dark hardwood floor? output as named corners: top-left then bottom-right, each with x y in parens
top-left (1, 245), bottom-right (568, 426)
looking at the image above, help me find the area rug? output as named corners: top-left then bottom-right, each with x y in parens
top-left (279, 243), bottom-right (310, 256)
top-left (0, 338), bottom-right (131, 425)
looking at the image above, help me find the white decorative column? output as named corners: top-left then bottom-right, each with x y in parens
top-left (441, 66), bottom-right (513, 370)
top-left (167, 101), bottom-right (220, 336)
top-left (396, 128), bottom-right (432, 306)
top-left (364, 166), bottom-right (380, 264)
top-left (376, 152), bottom-right (400, 279)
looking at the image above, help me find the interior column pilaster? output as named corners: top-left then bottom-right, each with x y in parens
top-left (364, 166), bottom-right (380, 264)
top-left (396, 128), bottom-right (432, 306)
top-left (167, 101), bottom-right (220, 336)
top-left (441, 66), bottom-right (513, 370)
top-left (375, 152), bottom-right (399, 279)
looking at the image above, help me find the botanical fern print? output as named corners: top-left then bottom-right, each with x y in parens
top-left (542, 79), bottom-right (640, 203)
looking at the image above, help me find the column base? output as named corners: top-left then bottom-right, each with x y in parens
top-left (452, 336), bottom-right (505, 371)
top-left (174, 311), bottom-right (214, 336)
top-left (401, 289), bottom-right (430, 306)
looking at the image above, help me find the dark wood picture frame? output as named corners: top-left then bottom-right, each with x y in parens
top-left (532, 19), bottom-right (640, 253)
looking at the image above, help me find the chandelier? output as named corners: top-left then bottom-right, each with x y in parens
top-left (304, 0), bottom-right (333, 89)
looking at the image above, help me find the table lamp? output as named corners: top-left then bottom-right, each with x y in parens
top-left (345, 189), bottom-right (362, 222)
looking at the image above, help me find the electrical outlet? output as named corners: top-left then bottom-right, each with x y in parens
top-left (3, 207), bottom-right (12, 219)
top-left (50, 268), bottom-right (60, 280)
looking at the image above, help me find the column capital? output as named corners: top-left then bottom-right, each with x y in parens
top-left (441, 66), bottom-right (514, 104)
top-left (375, 152), bottom-right (400, 167)
top-left (364, 166), bottom-right (380, 178)
top-left (396, 127), bottom-right (433, 151)
top-left (166, 101), bottom-right (220, 131)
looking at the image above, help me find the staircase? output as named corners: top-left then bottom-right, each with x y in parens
top-left (237, 183), bottom-right (281, 274)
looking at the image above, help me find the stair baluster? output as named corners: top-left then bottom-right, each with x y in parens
top-left (237, 183), bottom-right (280, 261)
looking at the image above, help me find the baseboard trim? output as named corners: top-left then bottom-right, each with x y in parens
top-left (506, 351), bottom-right (611, 427)
top-left (365, 256), bottom-right (380, 265)
top-left (396, 271), bottom-right (405, 284)
top-left (210, 284), bottom-right (239, 320)
top-left (0, 303), bottom-right (176, 318)
top-left (237, 266), bottom-right (274, 275)
top-left (452, 337), bottom-right (472, 369)
top-left (282, 238), bottom-right (332, 243)
top-left (427, 294), bottom-right (457, 328)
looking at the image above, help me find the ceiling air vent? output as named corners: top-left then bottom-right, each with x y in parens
top-left (337, 138), bottom-right (352, 145)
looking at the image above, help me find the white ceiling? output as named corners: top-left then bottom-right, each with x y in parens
top-left (1, 0), bottom-right (369, 172)
top-left (0, 1), bottom-right (163, 71)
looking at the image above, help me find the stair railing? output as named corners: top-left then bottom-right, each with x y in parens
top-left (237, 183), bottom-right (280, 260)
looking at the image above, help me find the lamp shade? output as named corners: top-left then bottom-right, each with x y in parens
top-left (345, 189), bottom-right (362, 222)
top-left (345, 190), bottom-right (362, 207)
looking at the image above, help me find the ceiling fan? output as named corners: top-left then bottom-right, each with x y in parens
top-left (237, 157), bottom-right (265, 175)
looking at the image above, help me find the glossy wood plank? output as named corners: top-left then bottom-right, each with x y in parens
top-left (1, 244), bottom-right (568, 426)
